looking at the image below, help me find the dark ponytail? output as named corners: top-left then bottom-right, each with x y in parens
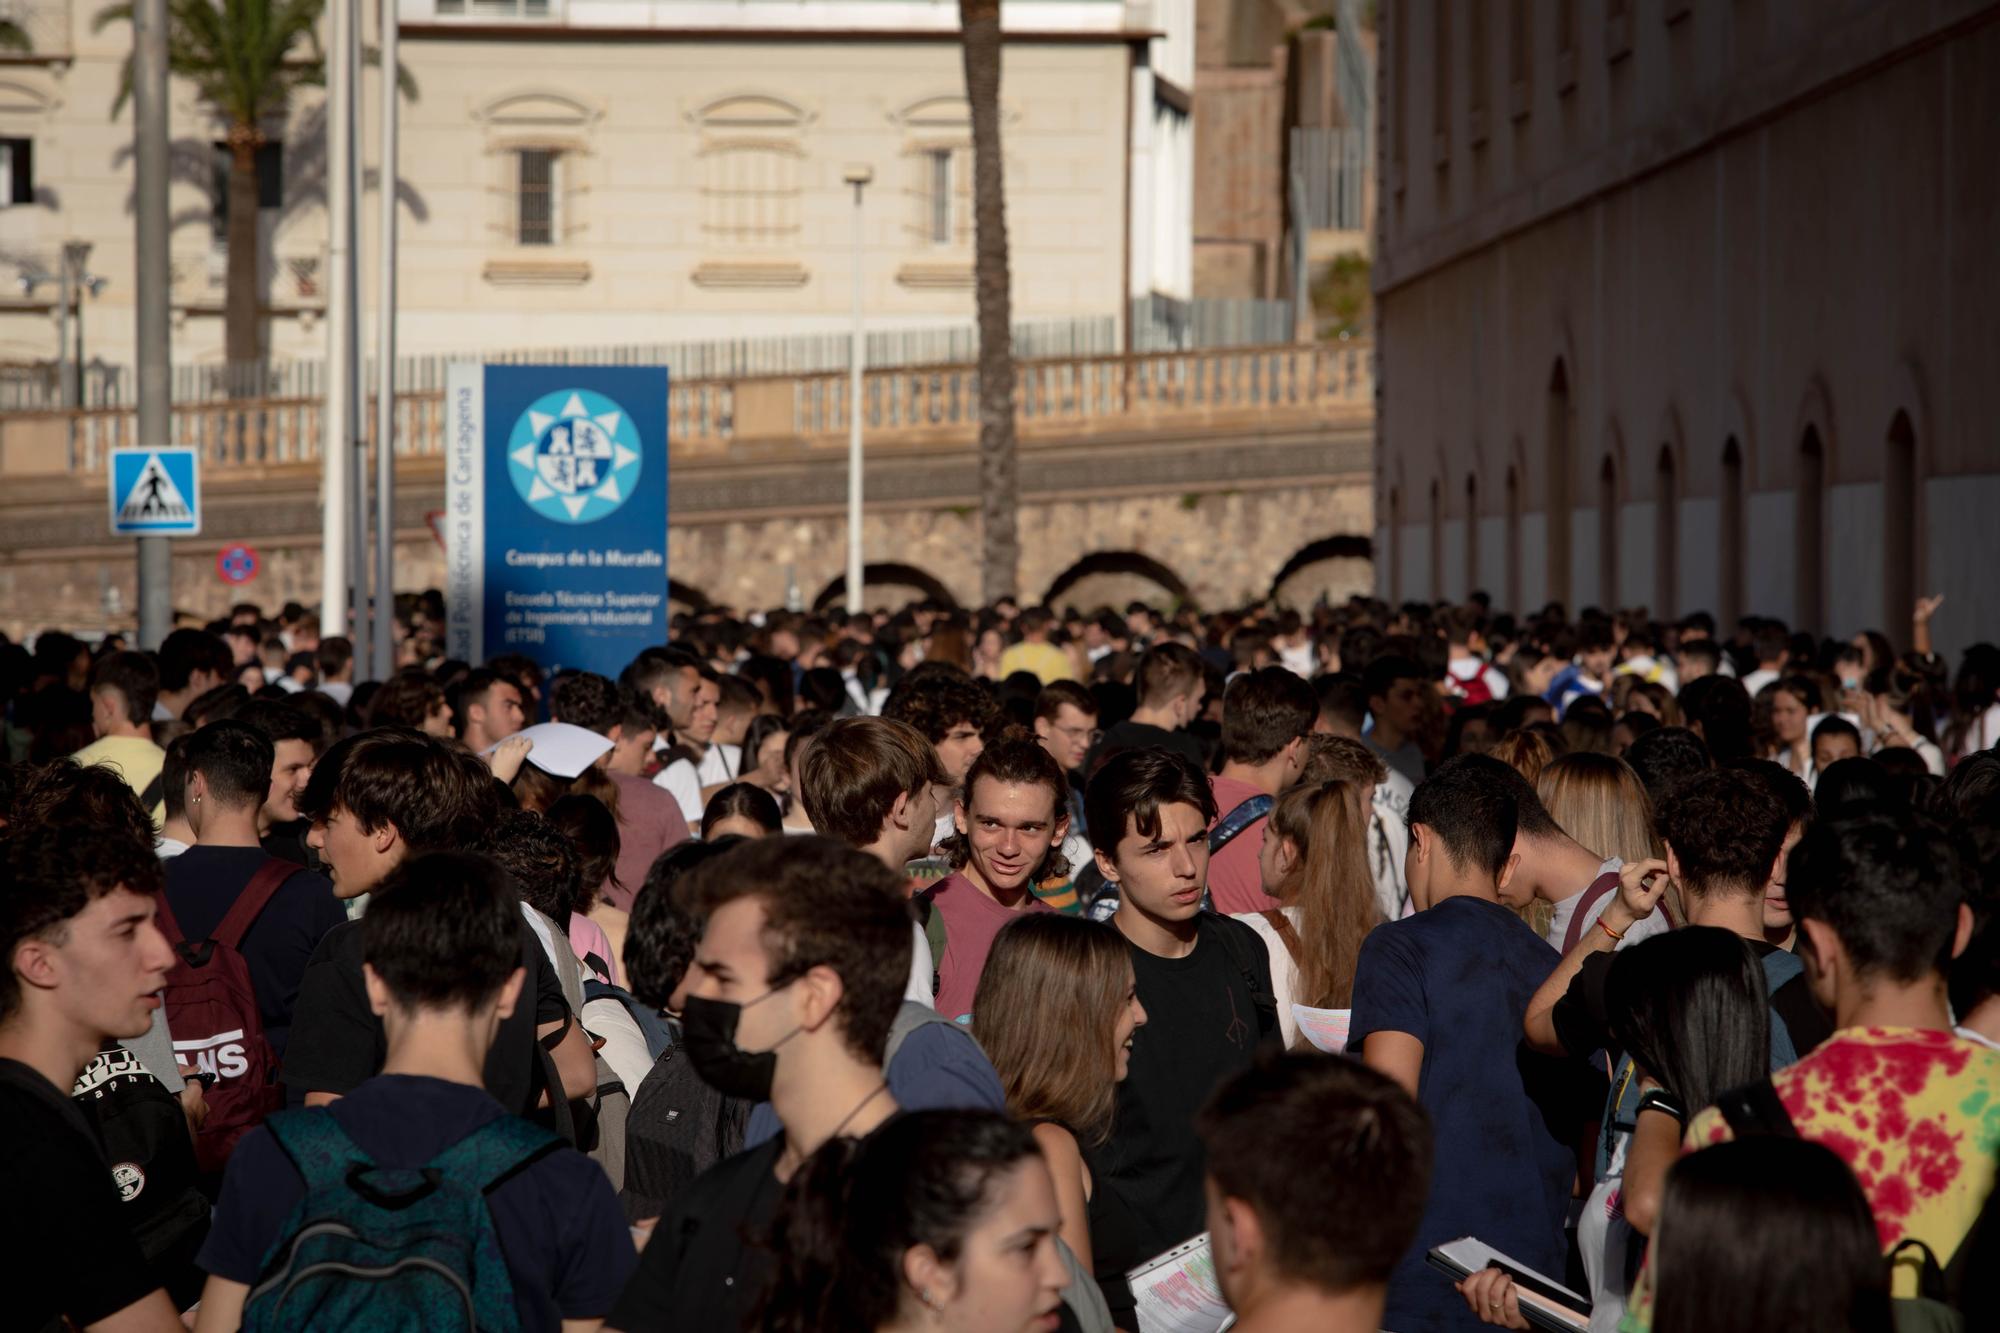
top-left (759, 1110), bottom-right (1040, 1332)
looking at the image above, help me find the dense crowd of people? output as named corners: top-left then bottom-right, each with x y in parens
top-left (2, 587), bottom-right (1997, 1332)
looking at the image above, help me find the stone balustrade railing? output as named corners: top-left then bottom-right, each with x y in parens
top-left (0, 341), bottom-right (1373, 479)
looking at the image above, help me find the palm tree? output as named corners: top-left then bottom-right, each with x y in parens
top-left (94, 2), bottom-right (410, 376)
top-left (959, 0), bottom-right (1019, 604)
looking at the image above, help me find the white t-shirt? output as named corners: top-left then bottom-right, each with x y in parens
top-left (1371, 768), bottom-right (1414, 921)
top-left (1543, 858), bottom-right (1670, 953)
top-left (1233, 906), bottom-right (1301, 1048)
top-left (1741, 667), bottom-right (1781, 698)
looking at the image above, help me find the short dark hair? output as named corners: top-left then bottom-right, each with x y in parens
top-left (1655, 769), bottom-right (1789, 898)
top-left (234, 698), bottom-right (319, 750)
top-left (1314, 672), bottom-right (1371, 731)
top-left (1788, 813), bottom-right (1971, 984)
top-left (181, 719), bottom-right (274, 810)
top-left (625, 838), bottom-right (740, 1009)
top-left (1362, 653), bottom-right (1426, 701)
top-left (550, 671), bottom-right (623, 737)
top-left (90, 651), bottom-right (159, 726)
top-left (10, 760), bottom-right (157, 851)
top-left (1677, 639), bottom-right (1723, 673)
top-left (1680, 675), bottom-right (1755, 762)
top-left (882, 673), bottom-right (999, 746)
top-left (1198, 1054), bottom-right (1432, 1293)
top-left (0, 824), bottom-right (163, 1020)
top-left (701, 782), bottom-right (783, 838)
top-left (365, 670), bottom-right (447, 731)
top-left (619, 645), bottom-right (703, 701)
top-left (1406, 754), bottom-right (1521, 878)
top-left (799, 717), bottom-right (945, 848)
top-left (1134, 642), bottom-right (1206, 707)
top-left (1811, 714), bottom-right (1862, 751)
top-left (298, 728), bottom-right (498, 851)
top-left (676, 835), bottom-right (912, 1063)
top-left (1033, 679), bottom-right (1097, 723)
top-left (545, 793), bottom-right (621, 912)
top-left (316, 636), bottom-right (354, 678)
top-left (158, 628), bottom-right (231, 693)
top-left (1722, 757), bottom-right (1814, 831)
top-left (477, 808), bottom-right (583, 925)
top-left (160, 733), bottom-right (194, 821)
top-left (361, 851), bottom-right (523, 1012)
top-left (1085, 746), bottom-right (1217, 854)
top-left (1220, 667), bottom-right (1318, 766)
top-left (1624, 726), bottom-right (1712, 807)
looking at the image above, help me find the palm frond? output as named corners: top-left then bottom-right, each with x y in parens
top-left (0, 20), bottom-right (32, 53)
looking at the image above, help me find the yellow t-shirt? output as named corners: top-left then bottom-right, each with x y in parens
top-left (70, 733), bottom-right (167, 829)
top-left (1622, 1026), bottom-right (2000, 1328)
top-left (997, 640), bottom-right (1076, 686)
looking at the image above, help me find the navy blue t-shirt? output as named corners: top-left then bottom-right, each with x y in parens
top-left (163, 846), bottom-right (346, 1057)
top-left (1349, 896), bottom-right (1585, 1333)
top-left (198, 1074), bottom-right (634, 1331)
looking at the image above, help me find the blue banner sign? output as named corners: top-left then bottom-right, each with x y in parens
top-left (445, 364), bottom-right (669, 678)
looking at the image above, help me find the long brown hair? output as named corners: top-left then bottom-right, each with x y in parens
top-left (1266, 778), bottom-right (1381, 1009)
top-left (971, 915), bottom-right (1130, 1144)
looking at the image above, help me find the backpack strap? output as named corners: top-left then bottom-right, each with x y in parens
top-left (264, 1109), bottom-right (376, 1194)
top-left (152, 889), bottom-right (189, 948)
top-left (1200, 914), bottom-right (1279, 1039)
top-left (429, 1114), bottom-right (565, 1194)
top-left (914, 886), bottom-right (949, 1000)
top-left (1886, 1238), bottom-right (1951, 1303)
top-left (1209, 795), bottom-right (1275, 857)
top-left (212, 859), bottom-right (299, 950)
top-left (1713, 1076), bottom-right (1799, 1140)
top-left (1560, 871), bottom-right (1624, 953)
top-left (139, 771), bottom-right (166, 813)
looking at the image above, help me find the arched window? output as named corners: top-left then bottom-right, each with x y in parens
top-left (1547, 360), bottom-right (1573, 607)
top-left (898, 96), bottom-right (973, 249)
top-left (1430, 478), bottom-right (1444, 601)
top-left (1720, 437), bottom-right (1744, 629)
top-left (1798, 426), bottom-right (1826, 634)
top-left (1884, 411), bottom-right (1917, 635)
top-left (1655, 445), bottom-right (1678, 618)
top-left (1599, 453), bottom-right (1619, 612)
top-left (696, 96), bottom-right (807, 251)
top-left (1505, 464), bottom-right (1522, 611)
top-left (1464, 472), bottom-right (1480, 599)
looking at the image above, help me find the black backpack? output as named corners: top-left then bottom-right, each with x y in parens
top-left (66, 1045), bottom-right (212, 1308)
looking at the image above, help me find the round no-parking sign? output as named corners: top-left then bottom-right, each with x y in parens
top-left (216, 544), bottom-right (260, 584)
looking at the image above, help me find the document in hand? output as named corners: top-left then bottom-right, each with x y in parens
top-left (1290, 1004), bottom-right (1351, 1053)
top-left (1127, 1232), bottom-right (1233, 1333)
top-left (1425, 1237), bottom-right (1591, 1333)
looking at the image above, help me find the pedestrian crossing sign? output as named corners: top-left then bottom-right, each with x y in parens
top-left (109, 448), bottom-right (201, 536)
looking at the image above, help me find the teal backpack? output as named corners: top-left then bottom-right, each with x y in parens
top-left (241, 1109), bottom-right (562, 1331)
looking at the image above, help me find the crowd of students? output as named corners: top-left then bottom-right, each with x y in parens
top-left (2, 587), bottom-right (1997, 1333)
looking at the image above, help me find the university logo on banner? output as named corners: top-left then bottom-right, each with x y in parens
top-left (507, 388), bottom-right (645, 525)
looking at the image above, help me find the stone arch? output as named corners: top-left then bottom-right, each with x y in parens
top-left (1268, 535), bottom-right (1374, 609)
top-left (814, 563), bottom-right (960, 612)
top-left (1044, 551), bottom-right (1191, 610)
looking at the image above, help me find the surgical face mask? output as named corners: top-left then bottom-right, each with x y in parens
top-left (678, 983), bottom-right (801, 1101)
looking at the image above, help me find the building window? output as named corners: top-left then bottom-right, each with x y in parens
top-left (1721, 437), bottom-right (1744, 628)
top-left (437, 0), bottom-right (553, 16)
top-left (1884, 411), bottom-right (1918, 633)
top-left (1599, 453), bottom-right (1620, 610)
top-left (1464, 472), bottom-right (1480, 596)
top-left (0, 138), bottom-right (31, 207)
top-left (1505, 463), bottom-right (1522, 611)
top-left (697, 96), bottom-right (807, 251)
top-left (209, 141), bottom-right (283, 242)
top-left (1429, 478), bottom-right (1444, 600)
top-left (1547, 359), bottom-right (1573, 607)
top-left (927, 149), bottom-right (952, 243)
top-left (1798, 427), bottom-right (1826, 633)
top-left (517, 148), bottom-right (558, 245)
top-left (1656, 445), bottom-right (1678, 617)
top-left (1509, 0), bottom-right (1532, 120)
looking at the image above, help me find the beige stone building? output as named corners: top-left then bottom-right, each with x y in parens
top-left (1375, 0), bottom-right (2000, 661)
top-left (0, 0), bottom-right (1195, 377)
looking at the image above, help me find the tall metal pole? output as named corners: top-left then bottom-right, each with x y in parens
top-left (371, 0), bottom-right (399, 683)
top-left (345, 10), bottom-right (370, 678)
top-left (843, 167), bottom-right (871, 616)
top-left (133, 0), bottom-right (172, 649)
top-left (319, 0), bottom-right (353, 641)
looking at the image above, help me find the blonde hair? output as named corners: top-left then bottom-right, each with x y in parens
top-left (1537, 751), bottom-right (1681, 925)
top-left (971, 915), bottom-right (1130, 1144)
top-left (1491, 727), bottom-right (1562, 787)
top-left (1266, 779), bottom-right (1382, 1009)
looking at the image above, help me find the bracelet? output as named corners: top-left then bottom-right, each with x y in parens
top-left (1635, 1088), bottom-right (1685, 1123)
top-left (1598, 917), bottom-right (1625, 943)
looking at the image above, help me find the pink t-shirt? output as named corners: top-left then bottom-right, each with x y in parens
top-left (1206, 774), bottom-right (1283, 915)
top-left (569, 912), bottom-right (617, 986)
top-left (605, 771), bottom-right (692, 911)
top-left (927, 872), bottom-right (1051, 1021)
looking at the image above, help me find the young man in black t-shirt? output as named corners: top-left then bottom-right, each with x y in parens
top-left (605, 835), bottom-right (914, 1333)
top-left (165, 720), bottom-right (346, 1058)
top-left (194, 852), bottom-right (634, 1330)
top-left (1083, 747), bottom-right (1277, 1325)
top-left (0, 826), bottom-right (184, 1331)
top-left (281, 730), bottom-right (596, 1113)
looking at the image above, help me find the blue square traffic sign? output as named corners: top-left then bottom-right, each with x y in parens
top-left (109, 447), bottom-right (201, 535)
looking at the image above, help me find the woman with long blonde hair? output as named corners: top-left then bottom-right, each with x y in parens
top-left (971, 914), bottom-right (1146, 1277)
top-left (1536, 750), bottom-right (1680, 935)
top-left (1234, 778), bottom-right (1383, 1048)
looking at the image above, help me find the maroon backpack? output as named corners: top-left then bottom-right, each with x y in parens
top-left (154, 859), bottom-right (293, 1174)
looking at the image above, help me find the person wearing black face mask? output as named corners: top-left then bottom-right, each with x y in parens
top-left (604, 835), bottom-right (915, 1333)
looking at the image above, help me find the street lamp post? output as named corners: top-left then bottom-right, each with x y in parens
top-left (842, 164), bottom-right (872, 617)
top-left (132, 0), bottom-right (171, 649)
